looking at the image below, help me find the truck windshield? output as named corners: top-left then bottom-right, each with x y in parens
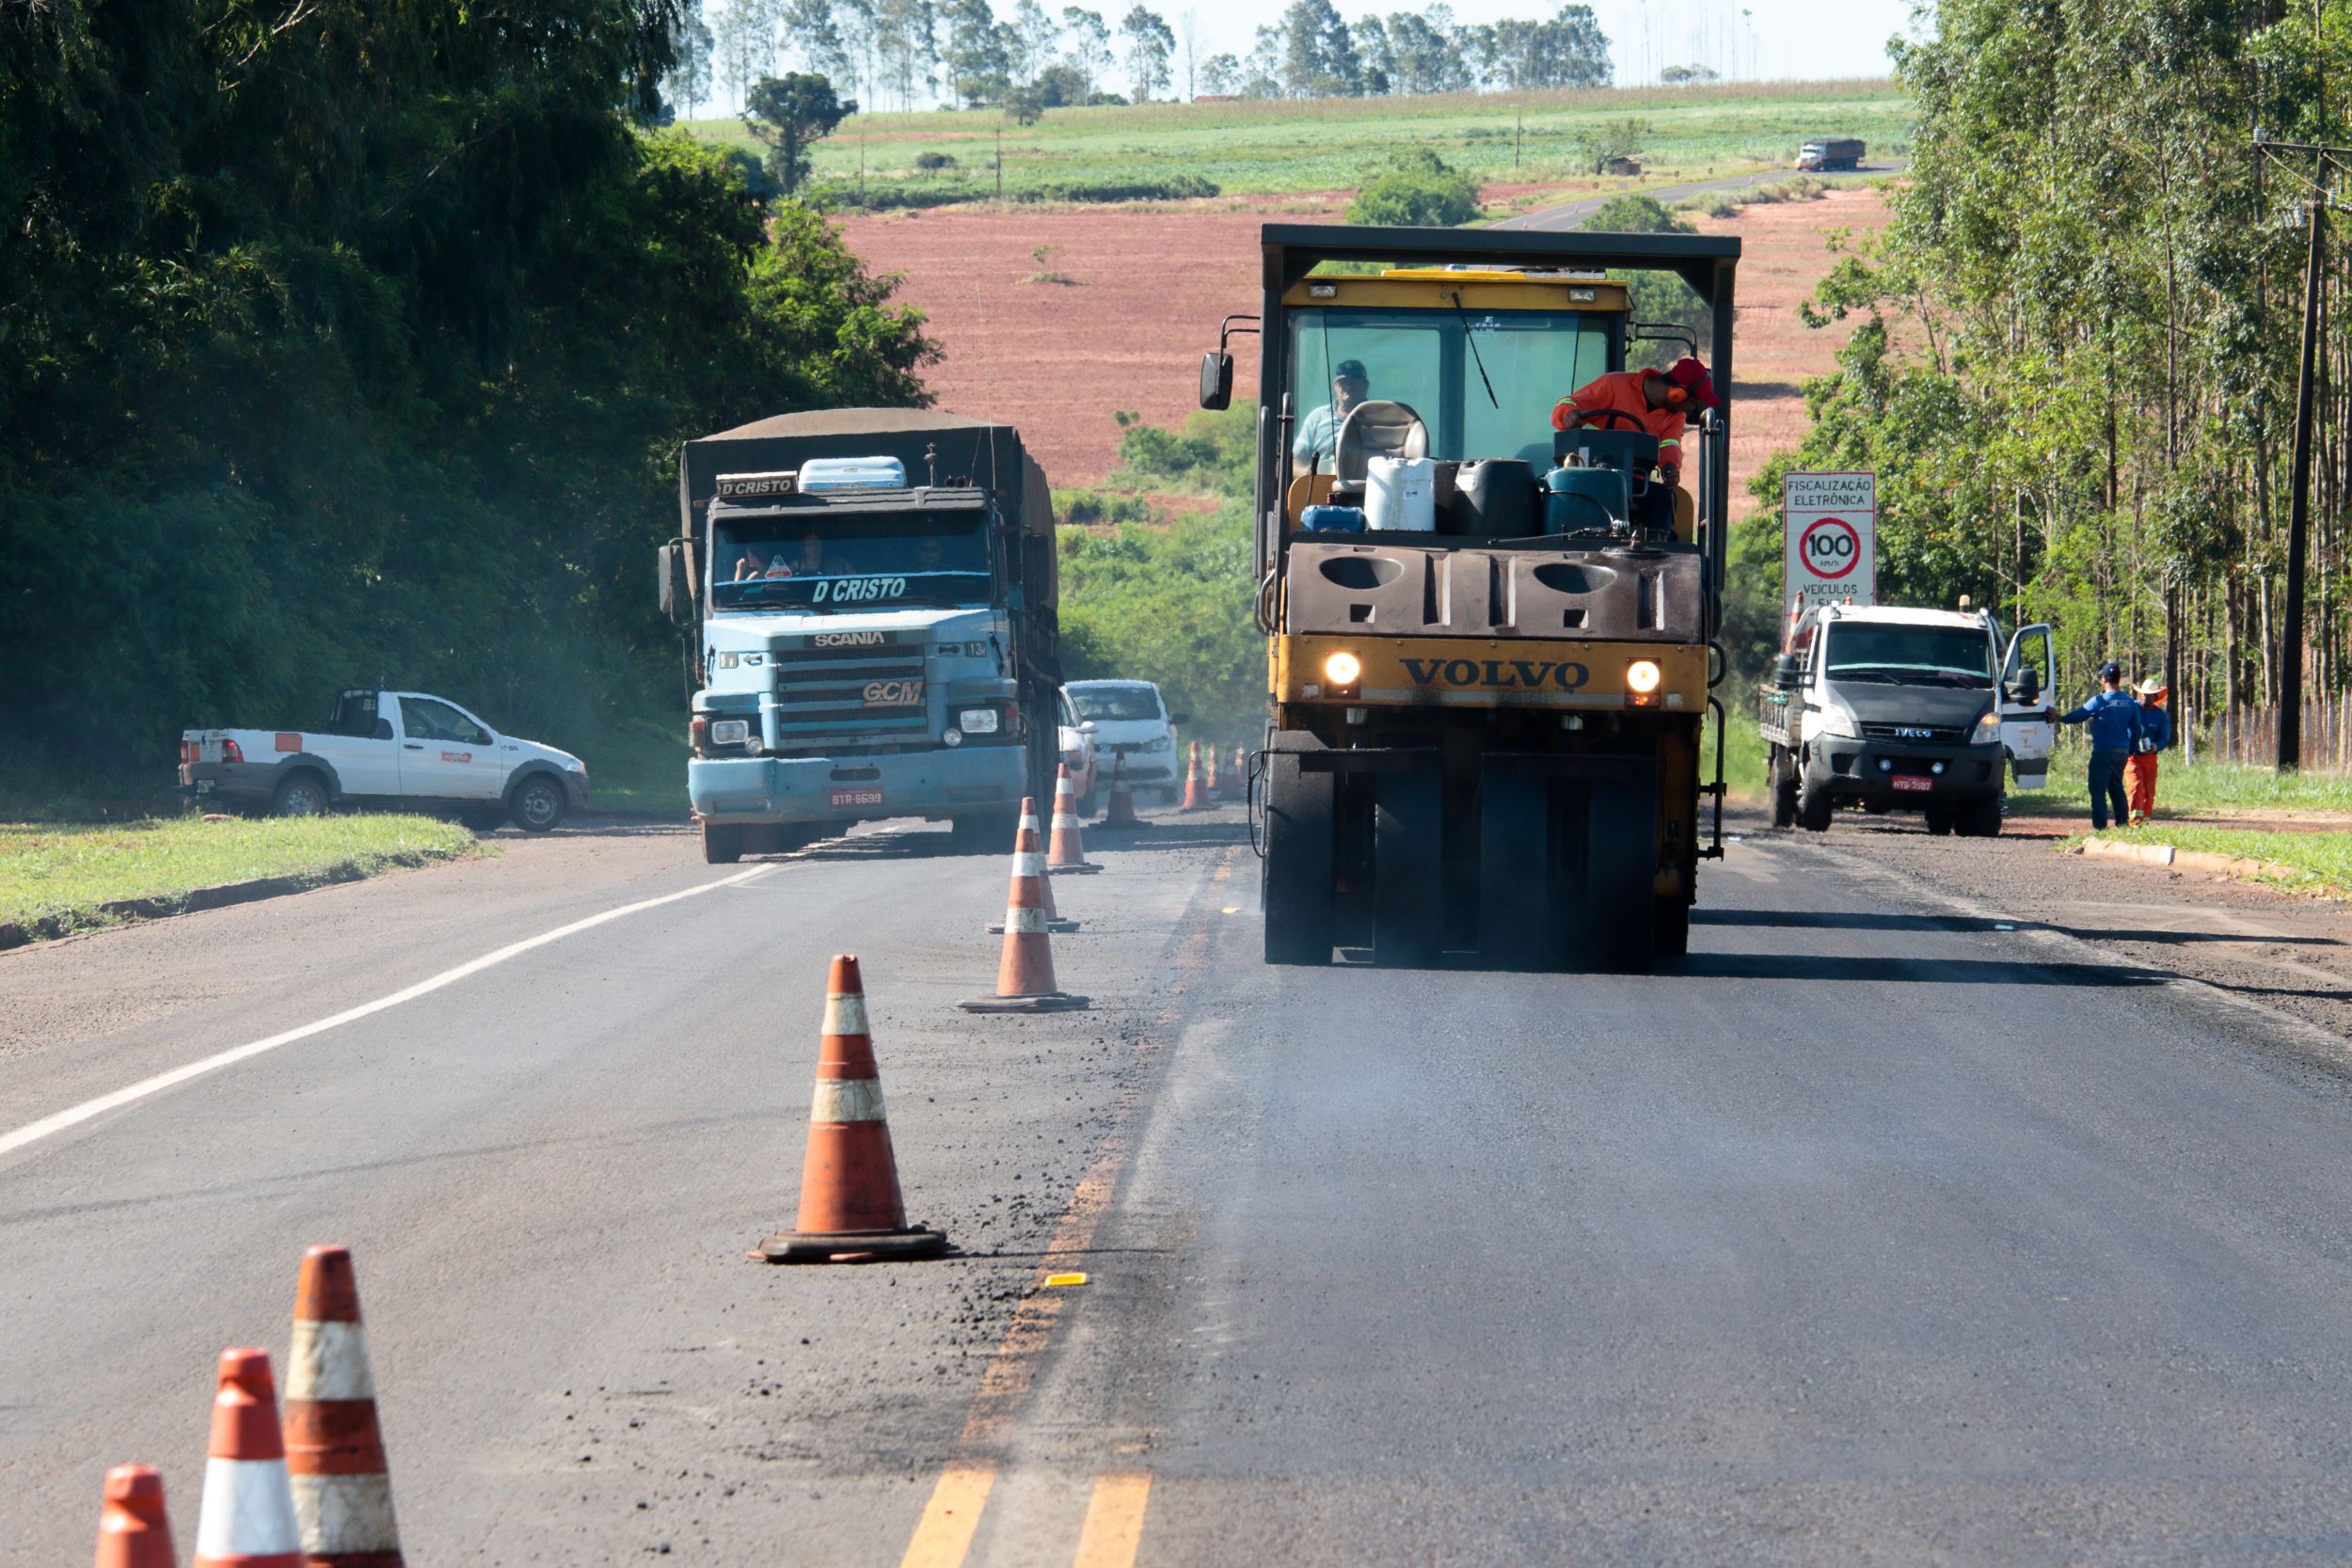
top-left (710, 512), bottom-right (990, 612)
top-left (1290, 306), bottom-right (1614, 470)
top-left (1824, 625), bottom-right (1994, 687)
top-left (1068, 685), bottom-right (1163, 721)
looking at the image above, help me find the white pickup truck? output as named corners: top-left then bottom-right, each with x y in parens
top-left (180, 689), bottom-right (588, 832)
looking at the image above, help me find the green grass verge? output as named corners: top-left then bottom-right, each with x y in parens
top-left (587, 726), bottom-right (691, 817)
top-left (0, 815), bottom-right (481, 935)
top-left (2028, 736), bottom-right (2352, 817)
top-left (689, 78), bottom-right (1912, 205)
top-left (1718, 710), bottom-right (1768, 801)
top-left (2071, 825), bottom-right (2352, 897)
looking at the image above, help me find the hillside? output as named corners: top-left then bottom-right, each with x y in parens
top-left (837, 182), bottom-right (1894, 511)
top-left (686, 78), bottom-right (1912, 204)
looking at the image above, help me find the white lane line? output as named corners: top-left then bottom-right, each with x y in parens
top-left (0, 866), bottom-right (772, 1160)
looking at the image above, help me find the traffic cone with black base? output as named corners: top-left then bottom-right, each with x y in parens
top-left (287, 1245), bottom-right (404, 1567)
top-left (961, 799), bottom-right (1089, 1013)
top-left (1096, 752), bottom-right (1147, 830)
top-left (1180, 742), bottom-right (1209, 811)
top-left (94, 1465), bottom-right (175, 1568)
top-left (989, 798), bottom-right (1078, 933)
top-left (760, 956), bottom-right (948, 1262)
top-left (1045, 765), bottom-right (1101, 874)
top-left (193, 1349), bottom-right (301, 1568)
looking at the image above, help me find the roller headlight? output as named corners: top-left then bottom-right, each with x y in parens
top-left (1626, 659), bottom-right (1662, 694)
top-left (1324, 651), bottom-right (1362, 686)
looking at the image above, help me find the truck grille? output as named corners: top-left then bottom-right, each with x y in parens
top-left (770, 644), bottom-right (931, 754)
top-left (1861, 721), bottom-right (1968, 745)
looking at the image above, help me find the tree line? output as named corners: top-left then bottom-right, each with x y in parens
top-left (672, 0), bottom-right (1611, 116)
top-left (1, 0), bottom-right (935, 790)
top-left (1747, 0), bottom-right (2352, 755)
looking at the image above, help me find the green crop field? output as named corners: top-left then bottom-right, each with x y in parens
top-left (683, 78), bottom-right (1912, 204)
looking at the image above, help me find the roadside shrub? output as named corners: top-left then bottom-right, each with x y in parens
top-left (1056, 487), bottom-right (1156, 524)
top-left (914, 150), bottom-right (959, 171)
top-left (1110, 405), bottom-right (1255, 497)
top-left (1012, 173), bottom-right (1218, 203)
top-left (1346, 147), bottom-right (1481, 228)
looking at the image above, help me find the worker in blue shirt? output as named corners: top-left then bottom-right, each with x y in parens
top-left (2058, 662), bottom-right (2145, 831)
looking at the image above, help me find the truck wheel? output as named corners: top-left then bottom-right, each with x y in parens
top-left (1796, 785), bottom-right (1834, 833)
top-left (1771, 748), bottom-right (1799, 829)
top-left (1923, 802), bottom-right (1956, 836)
top-left (1956, 794), bottom-right (2005, 838)
top-left (1263, 752), bottom-right (1335, 966)
top-left (509, 776), bottom-right (566, 833)
top-left (701, 822), bottom-right (744, 864)
top-left (1371, 768), bottom-right (1443, 969)
top-left (271, 771), bottom-right (330, 818)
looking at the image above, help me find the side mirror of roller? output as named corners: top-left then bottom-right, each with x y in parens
top-left (1200, 352), bottom-right (1234, 411)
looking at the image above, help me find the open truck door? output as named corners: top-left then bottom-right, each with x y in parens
top-left (1999, 623), bottom-right (2056, 789)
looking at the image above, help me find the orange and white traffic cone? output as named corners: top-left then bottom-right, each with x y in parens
top-left (94, 1465), bottom-right (175, 1568)
top-left (286, 1246), bottom-right (404, 1567)
top-left (192, 1349), bottom-right (301, 1568)
top-left (1045, 764), bottom-right (1100, 874)
top-left (989, 797), bottom-right (1078, 934)
top-left (1179, 742), bottom-right (1209, 811)
top-left (1223, 744), bottom-right (1248, 802)
top-left (1203, 745), bottom-right (1222, 800)
top-left (1096, 752), bottom-right (1146, 831)
top-left (961, 798), bottom-right (1089, 1014)
top-left (759, 955), bottom-right (948, 1262)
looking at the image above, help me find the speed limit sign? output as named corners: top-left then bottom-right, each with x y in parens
top-left (1784, 472), bottom-right (1875, 612)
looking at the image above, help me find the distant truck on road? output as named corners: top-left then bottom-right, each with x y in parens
top-left (1757, 604), bottom-right (2053, 836)
top-left (179, 689), bottom-right (588, 831)
top-left (1796, 138), bottom-right (1865, 171)
top-left (661, 409), bottom-right (1063, 864)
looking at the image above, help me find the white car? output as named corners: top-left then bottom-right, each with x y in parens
top-left (1063, 680), bottom-right (1189, 802)
top-left (1057, 691), bottom-right (1101, 815)
top-left (180, 689), bottom-right (589, 832)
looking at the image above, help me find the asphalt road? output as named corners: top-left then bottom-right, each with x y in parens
top-left (7, 804), bottom-right (2352, 1563)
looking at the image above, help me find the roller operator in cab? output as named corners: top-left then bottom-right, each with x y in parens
top-left (1550, 356), bottom-right (1720, 533)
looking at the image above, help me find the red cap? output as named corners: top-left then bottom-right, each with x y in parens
top-left (1666, 356), bottom-right (1721, 408)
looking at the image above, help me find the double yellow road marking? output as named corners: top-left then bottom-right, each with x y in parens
top-left (899, 1471), bottom-right (1152, 1568)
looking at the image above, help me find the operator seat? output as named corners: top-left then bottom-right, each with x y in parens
top-left (1333, 401), bottom-right (1430, 485)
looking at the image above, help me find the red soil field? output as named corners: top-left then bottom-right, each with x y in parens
top-left (836, 184), bottom-right (1892, 517)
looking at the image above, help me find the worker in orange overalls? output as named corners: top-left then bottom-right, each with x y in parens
top-left (1550, 357), bottom-right (1720, 532)
top-left (2125, 676), bottom-right (2171, 825)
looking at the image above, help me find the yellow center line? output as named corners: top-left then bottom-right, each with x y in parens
top-left (889, 851), bottom-right (1234, 1567)
top-left (898, 1467), bottom-right (996, 1568)
top-left (1073, 1473), bottom-right (1153, 1568)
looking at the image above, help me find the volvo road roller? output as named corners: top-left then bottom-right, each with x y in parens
top-left (1199, 223), bottom-right (1738, 970)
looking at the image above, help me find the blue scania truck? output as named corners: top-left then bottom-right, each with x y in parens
top-left (661, 409), bottom-right (1063, 863)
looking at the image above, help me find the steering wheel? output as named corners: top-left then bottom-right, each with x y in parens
top-left (1569, 407), bottom-right (1647, 432)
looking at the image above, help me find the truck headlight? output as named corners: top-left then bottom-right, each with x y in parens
top-left (943, 727), bottom-right (963, 747)
top-left (959, 707), bottom-right (1000, 735)
top-left (709, 720), bottom-right (749, 746)
top-left (1817, 706), bottom-right (1862, 739)
top-left (1975, 709), bottom-right (2001, 738)
top-left (1626, 659), bottom-right (1661, 694)
top-left (1323, 651), bottom-right (1362, 686)
top-left (1141, 736), bottom-right (1172, 753)
top-left (715, 652), bottom-right (739, 670)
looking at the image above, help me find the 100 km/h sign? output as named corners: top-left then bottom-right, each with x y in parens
top-left (1784, 472), bottom-right (1875, 613)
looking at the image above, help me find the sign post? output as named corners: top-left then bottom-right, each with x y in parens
top-left (1783, 471), bottom-right (1877, 616)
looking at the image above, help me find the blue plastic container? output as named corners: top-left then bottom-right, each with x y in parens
top-left (1300, 504), bottom-right (1367, 532)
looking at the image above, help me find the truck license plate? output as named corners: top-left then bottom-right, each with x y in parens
top-left (830, 786), bottom-right (884, 809)
top-left (1891, 774), bottom-right (1931, 793)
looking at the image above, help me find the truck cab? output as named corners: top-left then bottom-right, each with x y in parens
top-left (1759, 605), bottom-right (2054, 836)
top-left (666, 411), bottom-right (1062, 863)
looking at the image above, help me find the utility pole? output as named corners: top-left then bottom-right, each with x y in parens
top-left (2256, 134), bottom-right (2352, 771)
